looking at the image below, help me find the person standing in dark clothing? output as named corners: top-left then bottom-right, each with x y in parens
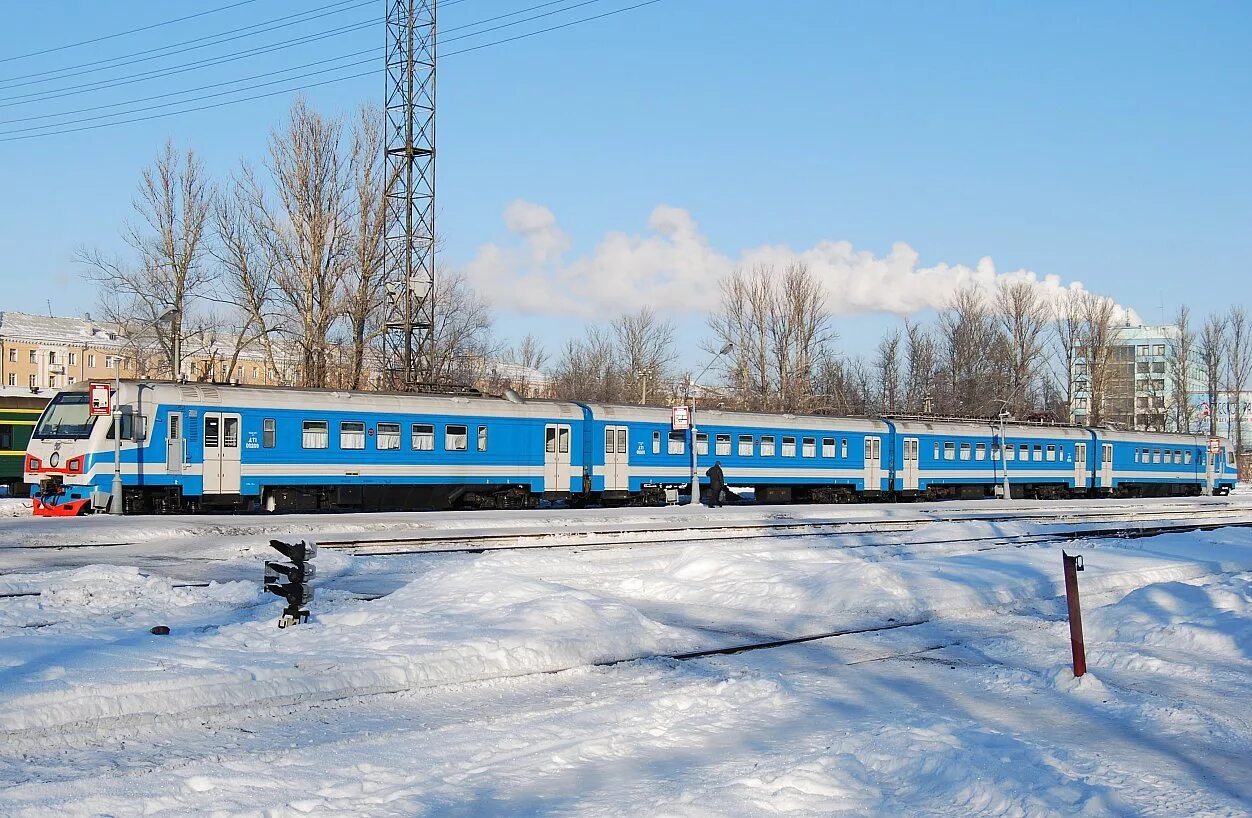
top-left (705, 461), bottom-right (726, 507)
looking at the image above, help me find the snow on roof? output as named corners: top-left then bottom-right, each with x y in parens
top-left (0, 311), bottom-right (123, 347)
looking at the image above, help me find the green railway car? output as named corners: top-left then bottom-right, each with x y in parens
top-left (0, 391), bottom-right (50, 496)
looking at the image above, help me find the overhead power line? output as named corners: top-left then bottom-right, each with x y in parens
top-left (0, 0), bottom-right (666, 143)
top-left (0, 0), bottom-right (370, 89)
top-left (1, 0), bottom-right (612, 111)
top-left (0, 0), bottom-right (265, 64)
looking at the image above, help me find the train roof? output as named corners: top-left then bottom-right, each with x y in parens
top-left (889, 419), bottom-right (1091, 440)
top-left (102, 380), bottom-right (585, 420)
top-left (579, 402), bottom-right (891, 432)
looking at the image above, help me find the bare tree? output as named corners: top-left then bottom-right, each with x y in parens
top-left (1225, 306), bottom-right (1251, 472)
top-left (1167, 305), bottom-right (1196, 432)
top-left (340, 105), bottom-right (390, 389)
top-left (994, 279), bottom-right (1050, 415)
top-left (707, 263), bottom-right (835, 411)
top-left (251, 99), bottom-right (352, 388)
top-left (513, 334), bottom-right (549, 372)
top-left (1076, 291), bottom-right (1119, 426)
top-left (934, 285), bottom-right (1011, 417)
top-left (1051, 290), bottom-right (1084, 423)
top-left (874, 329), bottom-right (902, 413)
top-left (550, 325), bottom-right (620, 402)
top-left (613, 307), bottom-right (677, 405)
top-left (427, 270), bottom-right (500, 387)
top-left (77, 140), bottom-right (213, 378)
top-left (1197, 312), bottom-right (1226, 437)
top-left (902, 321), bottom-right (936, 413)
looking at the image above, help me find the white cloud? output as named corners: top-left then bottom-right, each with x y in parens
top-left (463, 200), bottom-right (1139, 322)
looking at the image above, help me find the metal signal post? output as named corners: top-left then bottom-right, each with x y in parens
top-left (383, 0), bottom-right (437, 390)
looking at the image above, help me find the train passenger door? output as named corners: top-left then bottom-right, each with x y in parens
top-left (1205, 449), bottom-right (1215, 494)
top-left (1074, 442), bottom-right (1086, 490)
top-left (863, 436), bottom-right (882, 491)
top-left (203, 413), bottom-right (241, 494)
top-left (1098, 443), bottom-right (1113, 489)
top-left (603, 425), bottom-right (629, 492)
top-left (544, 424), bottom-right (572, 493)
top-left (166, 411), bottom-right (185, 473)
top-left (902, 438), bottom-right (919, 491)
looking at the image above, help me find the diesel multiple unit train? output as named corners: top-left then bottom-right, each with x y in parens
top-left (23, 380), bottom-right (1238, 515)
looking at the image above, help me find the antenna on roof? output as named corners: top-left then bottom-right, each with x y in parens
top-left (46, 300), bottom-right (52, 317)
top-left (503, 388), bottom-right (525, 404)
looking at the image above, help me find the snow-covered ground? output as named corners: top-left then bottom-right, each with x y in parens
top-left (1, 500), bottom-right (1251, 815)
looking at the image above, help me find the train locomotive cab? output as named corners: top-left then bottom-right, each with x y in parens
top-left (25, 385), bottom-right (101, 515)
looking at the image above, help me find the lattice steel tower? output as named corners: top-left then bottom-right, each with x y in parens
top-left (383, 0), bottom-right (436, 390)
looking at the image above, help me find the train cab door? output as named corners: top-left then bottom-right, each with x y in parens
top-left (603, 425), bottom-right (628, 492)
top-left (902, 438), bottom-right (919, 491)
top-left (544, 424), bottom-right (572, 493)
top-left (863, 436), bottom-right (882, 492)
top-left (1098, 443), bottom-right (1114, 489)
top-left (166, 411), bottom-right (185, 474)
top-left (203, 413), bottom-right (242, 494)
top-left (1074, 442), bottom-right (1087, 490)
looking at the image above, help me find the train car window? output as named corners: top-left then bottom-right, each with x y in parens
top-left (105, 414), bottom-right (134, 441)
top-left (340, 421), bottom-right (366, 450)
top-left (782, 437), bottom-right (797, 457)
top-left (802, 437), bottom-right (816, 457)
top-left (617, 429), bottom-right (627, 454)
top-left (1153, 449), bottom-right (1161, 464)
top-left (301, 421), bottom-right (327, 449)
top-left (652, 431), bottom-right (661, 454)
top-left (738, 435), bottom-right (754, 456)
top-left (822, 437), bottom-right (835, 458)
top-left (841, 439), bottom-right (848, 458)
top-left (224, 418), bottom-right (239, 448)
top-left (1185, 450), bottom-right (1193, 464)
top-left (959, 443), bottom-right (971, 461)
top-left (605, 429), bottom-right (615, 454)
top-left (445, 425), bottom-right (468, 451)
top-left (1134, 449), bottom-right (1141, 463)
top-left (975, 443), bottom-right (986, 461)
top-left (412, 424), bottom-right (435, 451)
top-left (696, 433), bottom-right (709, 456)
top-left (943, 442), bottom-right (955, 461)
top-left (668, 431), bottom-right (686, 455)
top-left (545, 429), bottom-right (556, 454)
top-left (558, 428), bottom-right (570, 454)
top-left (760, 435), bottom-right (776, 457)
top-left (203, 416), bottom-right (220, 448)
top-left (1046, 445), bottom-right (1056, 461)
top-left (716, 434), bottom-right (732, 456)
top-left (377, 422), bottom-right (401, 450)
top-left (933, 442), bottom-right (940, 460)
top-left (1174, 450), bottom-right (1182, 464)
top-left (478, 425), bottom-right (488, 452)
top-left (1032, 445), bottom-right (1042, 462)
top-left (991, 444), bottom-right (1001, 461)
top-left (0, 425), bottom-right (10, 450)
top-left (262, 418), bottom-right (276, 448)
top-left (1005, 445), bottom-right (1015, 461)
top-left (1017, 444), bottom-right (1028, 460)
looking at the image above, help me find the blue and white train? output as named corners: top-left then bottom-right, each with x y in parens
top-left (23, 381), bottom-right (1238, 515)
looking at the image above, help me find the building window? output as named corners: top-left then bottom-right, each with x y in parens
top-left (822, 437), bottom-right (835, 458)
top-left (944, 442), bottom-right (955, 460)
top-left (6, 373), bottom-right (13, 386)
top-left (49, 351), bottom-right (57, 365)
top-left (696, 433), bottom-right (708, 456)
top-left (760, 435), bottom-right (776, 456)
top-left (477, 425), bottom-right (488, 452)
top-left (782, 436), bottom-right (797, 457)
top-left (1153, 344), bottom-right (1165, 356)
top-left (88, 354), bottom-right (96, 368)
top-left (975, 443), bottom-right (986, 461)
top-left (28, 374), bottom-right (36, 387)
top-left (668, 431), bottom-right (685, 455)
top-left (738, 435), bottom-right (754, 456)
top-left (67, 376), bottom-right (75, 385)
top-left (68, 352), bottom-right (76, 366)
top-left (445, 424), bottom-right (468, 451)
top-left (959, 443), bottom-right (971, 461)
top-left (802, 437), bottom-right (816, 457)
top-left (105, 355), bottom-right (115, 369)
top-left (411, 424), bottom-right (434, 451)
top-left (6, 349), bottom-right (14, 362)
top-left (652, 430), bottom-right (661, 454)
top-left (263, 418), bottom-right (276, 448)
top-left (48, 375), bottom-right (56, 387)
top-left (29, 350), bottom-right (37, 363)
top-left (377, 422), bottom-right (400, 450)
top-left (1137, 345), bottom-right (1149, 356)
top-left (302, 420), bottom-right (329, 449)
top-left (716, 434), bottom-right (731, 456)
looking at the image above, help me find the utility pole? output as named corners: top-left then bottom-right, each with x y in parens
top-left (383, 0), bottom-right (436, 390)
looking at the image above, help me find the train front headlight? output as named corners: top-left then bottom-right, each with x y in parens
top-left (25, 455), bottom-right (41, 472)
top-left (66, 457), bottom-right (83, 474)
top-left (48, 452), bottom-right (61, 469)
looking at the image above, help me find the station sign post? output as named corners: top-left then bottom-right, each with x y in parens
top-left (88, 382), bottom-right (112, 416)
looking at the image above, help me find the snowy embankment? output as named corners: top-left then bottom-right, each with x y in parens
top-left (0, 498), bottom-right (31, 518)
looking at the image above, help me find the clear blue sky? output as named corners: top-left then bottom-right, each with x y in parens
top-left (0, 1), bottom-right (1248, 357)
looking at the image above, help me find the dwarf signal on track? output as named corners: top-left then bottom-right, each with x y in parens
top-left (264, 538), bottom-right (317, 628)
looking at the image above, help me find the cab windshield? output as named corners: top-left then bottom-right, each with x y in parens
top-left (33, 393), bottom-right (96, 439)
